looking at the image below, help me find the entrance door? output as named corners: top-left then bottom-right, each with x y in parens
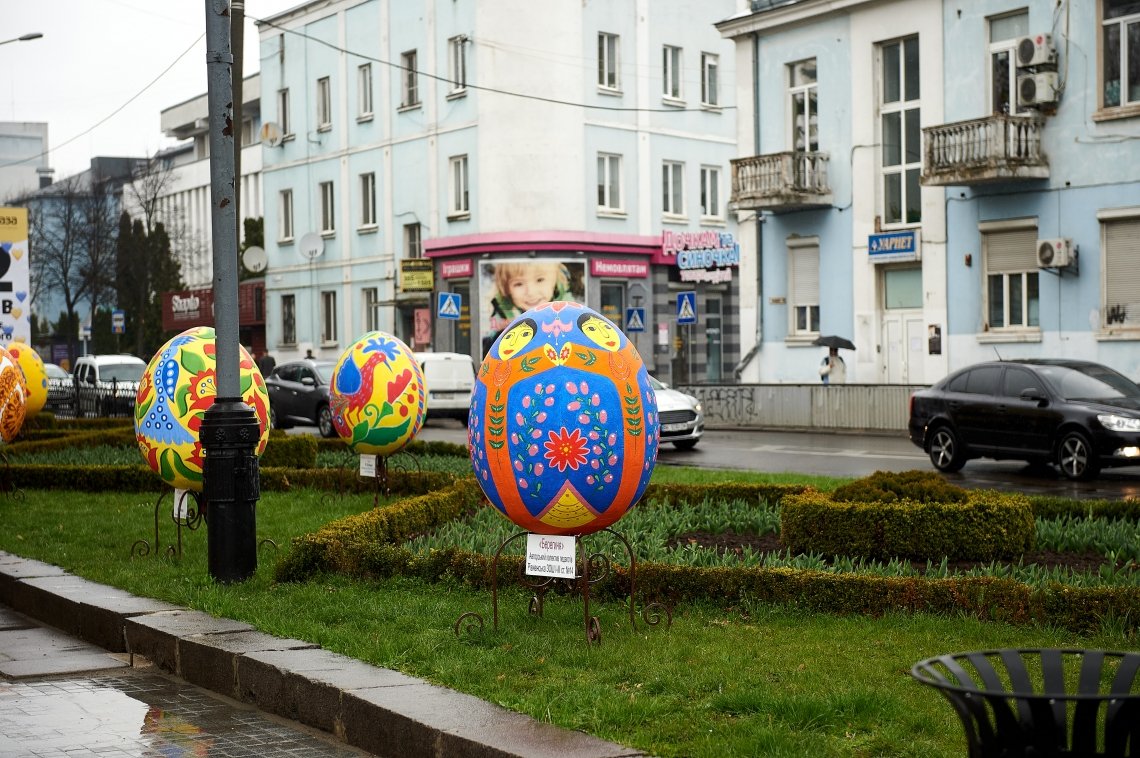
top-left (705, 297), bottom-right (722, 382)
top-left (882, 312), bottom-right (924, 383)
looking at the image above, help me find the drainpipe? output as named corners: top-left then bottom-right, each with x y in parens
top-left (734, 31), bottom-right (764, 382)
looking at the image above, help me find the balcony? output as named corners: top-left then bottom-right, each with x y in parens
top-left (922, 114), bottom-right (1049, 186)
top-left (729, 151), bottom-right (832, 213)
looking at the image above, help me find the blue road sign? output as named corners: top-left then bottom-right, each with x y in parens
top-left (437, 292), bottom-right (461, 320)
top-left (677, 291), bottom-right (697, 324)
top-left (624, 307), bottom-right (646, 333)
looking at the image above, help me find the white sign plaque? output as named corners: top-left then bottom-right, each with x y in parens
top-left (358, 454), bottom-right (377, 478)
top-left (525, 534), bottom-right (576, 578)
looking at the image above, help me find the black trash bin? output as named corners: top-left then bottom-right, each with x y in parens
top-left (911, 648), bottom-right (1140, 757)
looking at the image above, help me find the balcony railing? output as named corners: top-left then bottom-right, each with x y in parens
top-left (729, 151), bottom-right (832, 213)
top-left (922, 114), bottom-right (1049, 186)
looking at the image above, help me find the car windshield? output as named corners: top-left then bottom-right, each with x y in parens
top-left (102, 364), bottom-right (145, 383)
top-left (1035, 363), bottom-right (1140, 401)
top-left (648, 375), bottom-right (666, 391)
top-left (44, 364), bottom-right (69, 380)
top-left (315, 363), bottom-right (335, 384)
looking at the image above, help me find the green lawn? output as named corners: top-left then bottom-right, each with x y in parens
top-left (0, 483), bottom-right (1133, 757)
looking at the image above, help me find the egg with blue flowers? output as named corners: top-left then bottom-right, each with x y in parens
top-left (468, 302), bottom-right (659, 536)
top-left (329, 331), bottom-right (426, 456)
top-left (134, 327), bottom-right (270, 491)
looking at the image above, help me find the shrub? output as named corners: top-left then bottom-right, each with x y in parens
top-left (780, 488), bottom-right (1036, 562)
top-left (831, 469), bottom-right (968, 504)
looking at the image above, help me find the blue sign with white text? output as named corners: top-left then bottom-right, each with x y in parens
top-left (868, 230), bottom-right (919, 263)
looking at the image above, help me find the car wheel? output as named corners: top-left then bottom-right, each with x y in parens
top-left (672, 439), bottom-right (698, 451)
top-left (317, 405), bottom-right (336, 438)
top-left (928, 425), bottom-right (966, 472)
top-left (271, 407), bottom-right (290, 430)
top-left (1057, 430), bottom-right (1099, 481)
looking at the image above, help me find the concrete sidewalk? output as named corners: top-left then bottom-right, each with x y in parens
top-left (0, 551), bottom-right (645, 758)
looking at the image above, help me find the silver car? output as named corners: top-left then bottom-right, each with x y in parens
top-left (650, 375), bottom-right (704, 450)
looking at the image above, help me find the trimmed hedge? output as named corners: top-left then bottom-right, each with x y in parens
top-left (780, 488), bottom-right (1037, 562)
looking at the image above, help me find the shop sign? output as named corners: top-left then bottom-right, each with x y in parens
top-left (661, 230), bottom-right (739, 284)
top-left (591, 259), bottom-right (648, 278)
top-left (868, 230), bottom-right (920, 263)
top-left (400, 259), bottom-right (435, 292)
top-left (440, 258), bottom-right (473, 279)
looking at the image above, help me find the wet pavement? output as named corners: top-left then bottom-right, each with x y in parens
top-left (0, 605), bottom-right (368, 757)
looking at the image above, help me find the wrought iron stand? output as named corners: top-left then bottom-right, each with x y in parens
top-left (130, 489), bottom-right (278, 559)
top-left (454, 527), bottom-right (671, 644)
top-left (329, 449), bottom-right (423, 507)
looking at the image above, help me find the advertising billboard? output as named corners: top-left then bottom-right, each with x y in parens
top-left (0, 208), bottom-right (31, 344)
top-left (479, 258), bottom-right (586, 348)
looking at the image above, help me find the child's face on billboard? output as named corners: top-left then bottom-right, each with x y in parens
top-left (506, 264), bottom-right (558, 311)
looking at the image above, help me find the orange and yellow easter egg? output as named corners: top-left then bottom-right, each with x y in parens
top-left (6, 342), bottom-right (46, 418)
top-left (468, 302), bottom-right (659, 536)
top-left (329, 331), bottom-right (426, 456)
top-left (133, 326), bottom-right (270, 491)
top-left (0, 345), bottom-right (27, 442)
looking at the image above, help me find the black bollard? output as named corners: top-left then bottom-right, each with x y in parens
top-left (201, 398), bottom-right (261, 583)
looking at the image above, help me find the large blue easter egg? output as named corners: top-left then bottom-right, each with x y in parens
top-left (468, 302), bottom-right (658, 536)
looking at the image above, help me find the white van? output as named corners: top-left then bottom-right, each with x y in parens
top-left (415, 352), bottom-right (477, 420)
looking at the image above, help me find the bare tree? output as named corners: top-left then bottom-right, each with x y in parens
top-left (125, 158), bottom-right (209, 288)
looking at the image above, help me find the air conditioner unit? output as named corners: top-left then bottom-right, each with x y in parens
top-left (1037, 238), bottom-right (1073, 268)
top-left (1016, 33), bottom-right (1056, 68)
top-left (1019, 71), bottom-right (1060, 107)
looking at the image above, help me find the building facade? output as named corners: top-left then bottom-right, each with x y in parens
top-left (720, 0), bottom-right (1140, 385)
top-left (256, 0), bottom-right (741, 384)
top-left (0, 122), bottom-right (53, 204)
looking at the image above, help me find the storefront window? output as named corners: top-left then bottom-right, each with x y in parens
top-left (600, 283), bottom-right (624, 330)
top-left (453, 282), bottom-right (471, 357)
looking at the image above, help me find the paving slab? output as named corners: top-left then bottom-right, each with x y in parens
top-left (0, 625), bottom-right (126, 677)
top-left (123, 607), bottom-right (256, 673)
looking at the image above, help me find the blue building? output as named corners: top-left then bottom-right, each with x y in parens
top-left (256, 0), bottom-right (740, 384)
top-left (719, 0), bottom-right (1140, 385)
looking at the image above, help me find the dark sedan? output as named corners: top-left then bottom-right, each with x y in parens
top-left (908, 359), bottom-right (1140, 481)
top-left (265, 359), bottom-right (338, 437)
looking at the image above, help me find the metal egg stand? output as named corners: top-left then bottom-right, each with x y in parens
top-left (326, 447), bottom-right (423, 508)
top-left (454, 523), bottom-right (672, 645)
top-left (130, 488), bottom-right (277, 560)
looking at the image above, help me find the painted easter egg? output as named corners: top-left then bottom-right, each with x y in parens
top-left (134, 326), bottom-right (270, 491)
top-left (468, 302), bottom-right (659, 536)
top-left (0, 345), bottom-right (27, 442)
top-left (329, 331), bottom-right (426, 456)
top-left (7, 342), bottom-right (46, 418)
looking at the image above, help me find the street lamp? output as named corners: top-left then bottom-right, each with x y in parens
top-left (0, 33), bottom-right (43, 45)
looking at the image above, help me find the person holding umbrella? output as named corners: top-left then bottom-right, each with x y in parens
top-left (813, 335), bottom-right (854, 384)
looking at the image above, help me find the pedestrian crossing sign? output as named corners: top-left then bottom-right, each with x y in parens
top-left (625, 307), bottom-right (646, 333)
top-left (437, 292), bottom-right (461, 320)
top-left (677, 291), bottom-right (697, 324)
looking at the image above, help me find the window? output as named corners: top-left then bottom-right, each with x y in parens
top-left (363, 287), bottom-right (380, 332)
top-left (701, 52), bottom-right (719, 106)
top-left (278, 189), bottom-right (294, 241)
top-left (598, 32), bottom-right (620, 90)
top-left (1101, 211), bottom-right (1140, 328)
top-left (404, 222), bottom-right (422, 258)
top-left (663, 45), bottom-right (682, 100)
top-left (449, 155), bottom-right (469, 216)
top-left (662, 161), bottom-right (685, 217)
top-left (879, 37), bottom-right (921, 226)
top-left (320, 181), bottom-right (335, 233)
top-left (700, 165), bottom-right (721, 218)
top-left (277, 88), bottom-right (291, 135)
top-left (316, 76), bottom-right (331, 130)
top-left (788, 238), bottom-right (820, 336)
top-left (358, 63), bottom-right (373, 118)
top-left (982, 223), bottom-right (1039, 330)
top-left (401, 50), bottom-right (419, 107)
top-left (241, 117), bottom-right (254, 146)
top-left (989, 12), bottom-right (1029, 114)
top-left (1103, 0), bottom-right (1140, 108)
top-left (448, 35), bottom-right (467, 94)
top-left (321, 290), bottom-right (338, 344)
top-left (600, 283), bottom-right (625, 330)
top-left (360, 172), bottom-right (376, 228)
top-left (282, 294), bottom-right (296, 345)
top-left (883, 266), bottom-right (923, 309)
top-left (597, 153), bottom-right (622, 212)
top-left (789, 59), bottom-right (819, 152)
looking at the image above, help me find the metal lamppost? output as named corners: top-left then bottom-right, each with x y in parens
top-left (202, 0), bottom-right (260, 583)
top-left (0, 33), bottom-right (43, 46)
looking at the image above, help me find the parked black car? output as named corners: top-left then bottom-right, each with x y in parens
top-left (908, 359), bottom-right (1140, 481)
top-left (265, 359), bottom-right (337, 437)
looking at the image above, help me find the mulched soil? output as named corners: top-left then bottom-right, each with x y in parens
top-left (669, 530), bottom-right (1124, 575)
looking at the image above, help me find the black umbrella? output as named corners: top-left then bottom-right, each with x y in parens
top-left (813, 335), bottom-right (856, 350)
